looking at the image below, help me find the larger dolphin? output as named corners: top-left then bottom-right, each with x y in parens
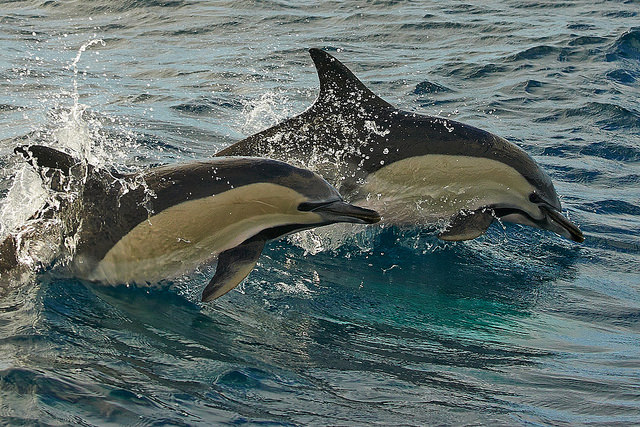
top-left (1, 145), bottom-right (380, 300)
top-left (216, 49), bottom-right (583, 243)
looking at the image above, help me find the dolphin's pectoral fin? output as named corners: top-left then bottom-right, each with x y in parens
top-left (201, 238), bottom-right (266, 302)
top-left (438, 208), bottom-right (495, 241)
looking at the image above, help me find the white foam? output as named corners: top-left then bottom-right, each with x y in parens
top-left (241, 91), bottom-right (295, 136)
top-left (0, 165), bottom-right (48, 240)
top-left (0, 39), bottom-right (136, 282)
top-left (287, 223), bottom-right (379, 255)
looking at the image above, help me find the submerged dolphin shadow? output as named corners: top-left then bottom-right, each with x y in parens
top-left (257, 224), bottom-right (580, 310)
top-left (217, 48), bottom-right (584, 244)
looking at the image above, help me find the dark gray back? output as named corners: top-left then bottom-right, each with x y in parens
top-left (16, 147), bottom-right (338, 268)
top-left (216, 49), bottom-right (560, 209)
top-left (77, 157), bottom-right (339, 264)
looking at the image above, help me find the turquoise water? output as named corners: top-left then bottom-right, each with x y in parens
top-left (1, 1), bottom-right (639, 424)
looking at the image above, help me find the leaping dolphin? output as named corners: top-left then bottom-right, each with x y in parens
top-left (216, 49), bottom-right (583, 243)
top-left (1, 145), bottom-right (380, 301)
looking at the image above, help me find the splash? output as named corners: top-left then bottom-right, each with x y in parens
top-left (0, 40), bottom-right (109, 285)
top-left (58, 39), bottom-right (106, 164)
top-left (287, 223), bottom-right (381, 256)
top-left (241, 92), bottom-right (295, 136)
top-left (0, 166), bottom-right (48, 240)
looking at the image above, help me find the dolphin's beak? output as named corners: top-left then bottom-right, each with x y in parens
top-left (540, 205), bottom-right (584, 243)
top-left (310, 201), bottom-right (381, 224)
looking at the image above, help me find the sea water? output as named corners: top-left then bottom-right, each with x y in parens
top-left (1, 1), bottom-right (639, 424)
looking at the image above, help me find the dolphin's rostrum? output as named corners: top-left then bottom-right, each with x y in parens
top-left (3, 145), bottom-right (380, 301)
top-left (217, 49), bottom-right (584, 243)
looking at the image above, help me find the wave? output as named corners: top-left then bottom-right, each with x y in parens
top-left (521, 79), bottom-right (544, 93)
top-left (568, 36), bottom-right (608, 46)
top-left (579, 141), bottom-right (640, 162)
top-left (440, 62), bottom-right (510, 79)
top-left (567, 23), bottom-right (597, 31)
top-left (399, 21), bottom-right (480, 30)
top-left (607, 69), bottom-right (637, 85)
top-left (509, 45), bottom-right (561, 61)
top-left (38, 0), bottom-right (189, 13)
top-left (413, 80), bottom-right (452, 95)
top-left (171, 96), bottom-right (243, 116)
top-left (581, 199), bottom-right (640, 216)
top-left (606, 28), bottom-right (640, 61)
top-left (535, 102), bottom-right (640, 132)
top-left (603, 10), bottom-right (638, 19)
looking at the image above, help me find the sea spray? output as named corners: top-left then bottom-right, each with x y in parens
top-left (0, 40), bottom-right (111, 281)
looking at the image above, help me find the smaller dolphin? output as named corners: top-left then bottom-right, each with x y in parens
top-left (2, 145), bottom-right (380, 301)
top-left (216, 49), bottom-right (583, 243)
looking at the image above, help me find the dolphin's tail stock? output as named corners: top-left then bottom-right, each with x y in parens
top-left (0, 146), bottom-right (95, 284)
top-left (14, 145), bottom-right (92, 192)
top-left (0, 234), bottom-right (19, 280)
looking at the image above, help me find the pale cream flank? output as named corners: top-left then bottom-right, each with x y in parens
top-left (356, 154), bottom-right (537, 223)
top-left (87, 183), bottom-right (322, 285)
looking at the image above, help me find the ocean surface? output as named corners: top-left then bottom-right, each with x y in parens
top-left (1, 0), bottom-right (639, 425)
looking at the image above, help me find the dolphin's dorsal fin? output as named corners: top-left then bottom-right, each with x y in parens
top-left (309, 48), bottom-right (394, 111)
top-left (201, 237), bottom-right (266, 302)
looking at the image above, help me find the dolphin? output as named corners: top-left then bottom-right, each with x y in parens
top-left (216, 48), bottom-right (583, 243)
top-left (1, 145), bottom-right (380, 301)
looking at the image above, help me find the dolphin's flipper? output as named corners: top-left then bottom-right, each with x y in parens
top-left (438, 208), bottom-right (495, 241)
top-left (201, 238), bottom-right (266, 302)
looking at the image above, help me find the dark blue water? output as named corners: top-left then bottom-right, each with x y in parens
top-left (1, 1), bottom-right (639, 424)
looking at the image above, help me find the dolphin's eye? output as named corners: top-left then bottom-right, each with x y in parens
top-left (297, 202), bottom-right (315, 212)
top-left (529, 192), bottom-right (543, 203)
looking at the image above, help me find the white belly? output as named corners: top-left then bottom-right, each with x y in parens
top-left (353, 154), bottom-right (535, 224)
top-left (83, 183), bottom-right (317, 285)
